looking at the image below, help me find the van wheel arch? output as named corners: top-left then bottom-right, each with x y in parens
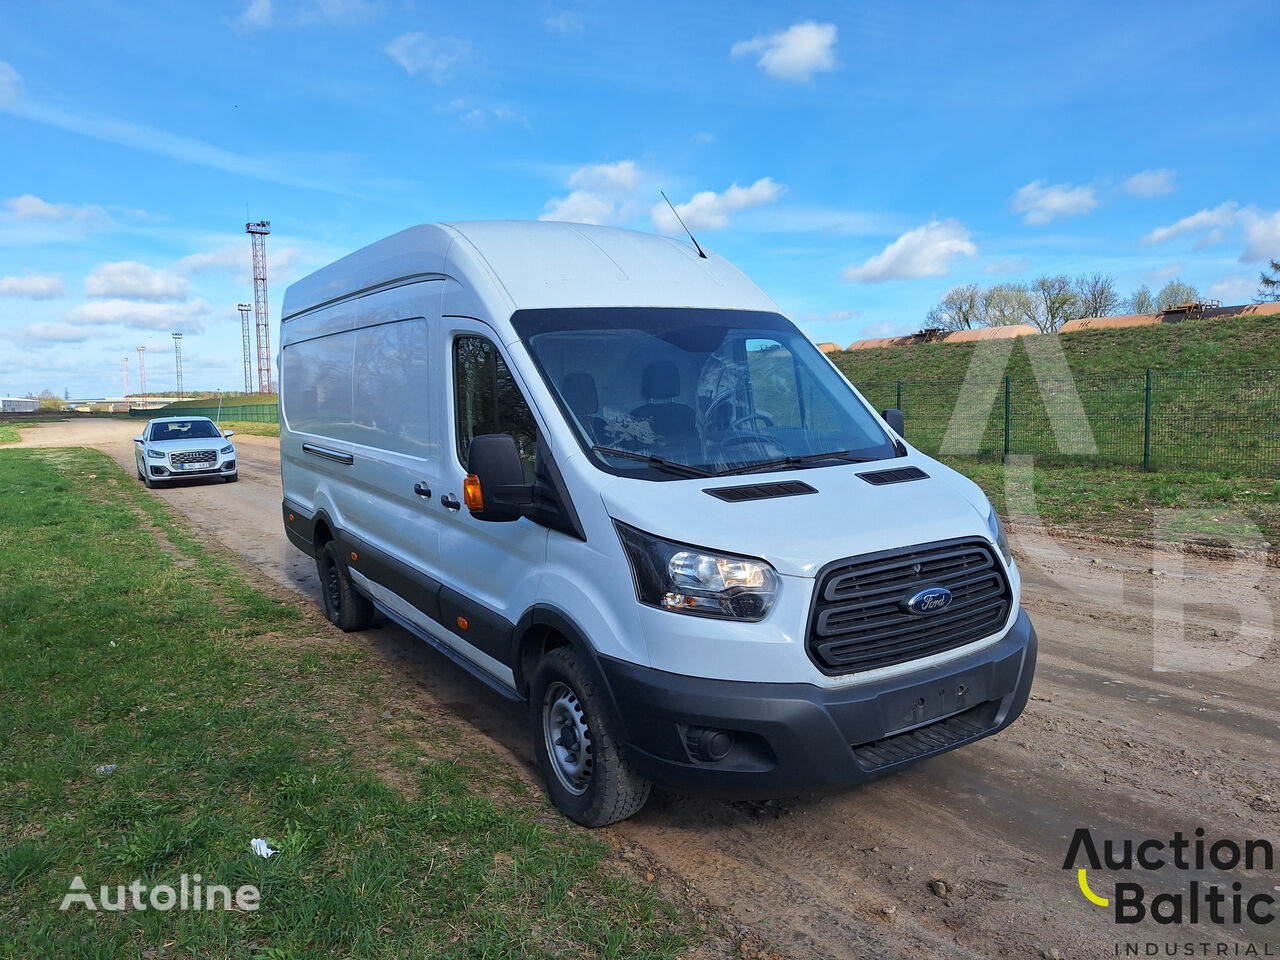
top-left (513, 608), bottom-right (622, 727)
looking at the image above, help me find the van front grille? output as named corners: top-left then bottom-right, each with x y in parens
top-left (807, 538), bottom-right (1010, 675)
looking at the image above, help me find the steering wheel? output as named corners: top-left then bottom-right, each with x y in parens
top-left (729, 413), bottom-right (774, 431)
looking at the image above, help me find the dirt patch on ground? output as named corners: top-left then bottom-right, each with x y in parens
top-left (16, 419), bottom-right (1279, 959)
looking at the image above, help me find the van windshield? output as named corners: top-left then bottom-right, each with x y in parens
top-left (512, 308), bottom-right (897, 479)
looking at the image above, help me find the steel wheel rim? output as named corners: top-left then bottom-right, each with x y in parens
top-left (543, 681), bottom-right (592, 796)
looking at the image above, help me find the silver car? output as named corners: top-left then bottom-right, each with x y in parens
top-left (133, 417), bottom-right (237, 488)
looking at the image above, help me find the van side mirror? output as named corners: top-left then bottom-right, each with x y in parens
top-left (881, 408), bottom-right (905, 437)
top-left (465, 434), bottom-right (534, 523)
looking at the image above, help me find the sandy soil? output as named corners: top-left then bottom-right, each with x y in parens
top-left (16, 419), bottom-right (1279, 959)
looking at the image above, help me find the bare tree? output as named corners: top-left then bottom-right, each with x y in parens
top-left (982, 283), bottom-right (1037, 326)
top-left (1071, 272), bottom-right (1120, 320)
top-left (1155, 279), bottom-right (1200, 311)
top-left (1257, 259), bottom-right (1280, 302)
top-left (1125, 285), bottom-right (1156, 314)
top-left (1029, 275), bottom-right (1077, 332)
top-left (925, 284), bottom-right (984, 332)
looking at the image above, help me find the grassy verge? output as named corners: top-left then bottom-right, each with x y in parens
top-left (0, 425), bottom-right (19, 444)
top-left (0, 448), bottom-right (699, 959)
top-left (219, 420), bottom-right (279, 438)
top-left (949, 456), bottom-right (1280, 550)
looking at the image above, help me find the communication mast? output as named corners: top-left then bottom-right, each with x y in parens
top-left (137, 346), bottom-right (147, 399)
top-left (172, 332), bottom-right (184, 399)
top-left (123, 356), bottom-right (130, 399)
top-left (246, 220), bottom-right (273, 394)
top-left (237, 303), bottom-right (253, 394)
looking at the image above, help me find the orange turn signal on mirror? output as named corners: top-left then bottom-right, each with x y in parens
top-left (463, 474), bottom-right (484, 511)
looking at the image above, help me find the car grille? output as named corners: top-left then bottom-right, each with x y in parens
top-left (808, 538), bottom-right (1011, 675)
top-left (171, 449), bottom-right (217, 465)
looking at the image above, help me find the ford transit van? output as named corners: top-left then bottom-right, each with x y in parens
top-left (279, 221), bottom-right (1037, 826)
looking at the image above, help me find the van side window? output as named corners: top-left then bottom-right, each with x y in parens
top-left (453, 336), bottom-right (538, 481)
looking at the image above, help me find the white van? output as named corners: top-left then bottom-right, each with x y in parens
top-left (279, 221), bottom-right (1037, 826)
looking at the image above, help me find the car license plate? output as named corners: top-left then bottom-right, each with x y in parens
top-left (182, 462), bottom-right (213, 471)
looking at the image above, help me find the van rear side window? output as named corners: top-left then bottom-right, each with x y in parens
top-left (453, 335), bottom-right (538, 481)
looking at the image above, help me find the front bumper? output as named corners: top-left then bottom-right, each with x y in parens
top-left (599, 606), bottom-right (1037, 797)
top-left (148, 457), bottom-right (236, 479)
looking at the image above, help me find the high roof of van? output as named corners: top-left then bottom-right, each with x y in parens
top-left (281, 220), bottom-right (780, 322)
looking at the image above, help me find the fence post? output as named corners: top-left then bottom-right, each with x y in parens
top-left (895, 379), bottom-right (902, 411)
top-left (1143, 369), bottom-right (1152, 472)
top-left (1003, 376), bottom-right (1011, 460)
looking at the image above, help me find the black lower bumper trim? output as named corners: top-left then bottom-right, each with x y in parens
top-left (598, 607), bottom-right (1037, 797)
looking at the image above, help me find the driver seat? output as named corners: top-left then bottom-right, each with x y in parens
top-left (630, 361), bottom-right (696, 441)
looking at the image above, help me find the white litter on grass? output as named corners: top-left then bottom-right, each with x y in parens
top-left (250, 838), bottom-right (279, 859)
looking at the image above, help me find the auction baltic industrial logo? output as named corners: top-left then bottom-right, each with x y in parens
top-left (1065, 827), bottom-right (1275, 956)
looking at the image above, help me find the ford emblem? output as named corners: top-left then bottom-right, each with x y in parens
top-left (906, 586), bottom-right (953, 615)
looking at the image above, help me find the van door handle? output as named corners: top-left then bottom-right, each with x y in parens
top-left (413, 482), bottom-right (432, 499)
top-left (440, 494), bottom-right (461, 511)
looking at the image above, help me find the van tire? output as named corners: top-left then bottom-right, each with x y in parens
top-left (317, 541), bottom-right (376, 632)
top-left (531, 646), bottom-right (651, 827)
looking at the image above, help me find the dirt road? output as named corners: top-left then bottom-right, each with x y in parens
top-left (17, 420), bottom-right (1279, 959)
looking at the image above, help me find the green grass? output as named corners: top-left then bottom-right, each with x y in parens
top-left (219, 420), bottom-right (279, 438)
top-left (0, 425), bottom-right (19, 444)
top-left (953, 458), bottom-right (1279, 551)
top-left (160, 394), bottom-right (278, 410)
top-left (828, 315), bottom-right (1280, 475)
top-left (0, 448), bottom-right (700, 960)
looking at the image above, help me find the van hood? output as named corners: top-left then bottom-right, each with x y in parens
top-left (595, 457), bottom-right (992, 578)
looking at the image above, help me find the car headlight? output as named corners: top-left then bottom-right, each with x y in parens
top-left (146, 449), bottom-right (165, 459)
top-left (985, 504), bottom-right (1013, 566)
top-left (219, 444), bottom-right (234, 455)
top-left (615, 522), bottom-right (779, 621)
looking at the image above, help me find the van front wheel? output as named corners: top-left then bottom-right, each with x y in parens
top-left (317, 541), bottom-right (376, 632)
top-left (531, 646), bottom-right (651, 827)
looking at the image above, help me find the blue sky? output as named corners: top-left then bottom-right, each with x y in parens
top-left (1, 0), bottom-right (1277, 398)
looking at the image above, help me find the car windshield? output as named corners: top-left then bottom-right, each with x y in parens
top-left (150, 420), bottom-right (222, 441)
top-left (512, 308), bottom-right (896, 479)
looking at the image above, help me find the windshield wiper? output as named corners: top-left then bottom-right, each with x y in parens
top-left (715, 449), bottom-right (873, 477)
top-left (591, 446), bottom-right (713, 479)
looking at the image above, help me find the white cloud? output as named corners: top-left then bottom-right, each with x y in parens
top-left (1240, 209), bottom-right (1280, 262)
top-left (797, 309), bottom-right (857, 324)
top-left (841, 219), bottom-right (976, 283)
top-left (540, 160), bottom-right (647, 225)
top-left (1122, 169), bottom-right (1176, 198)
top-left (86, 261), bottom-right (188, 301)
top-left (437, 98), bottom-right (529, 130)
top-left (731, 21), bottom-right (837, 82)
top-left (652, 178), bottom-right (784, 232)
top-left (1208, 274), bottom-right (1257, 304)
top-left (1146, 262), bottom-right (1186, 284)
top-left (65, 298), bottom-right (210, 334)
top-left (1011, 180), bottom-right (1098, 225)
top-left (0, 271), bottom-right (64, 299)
top-left (544, 9), bottom-right (583, 33)
top-left (0, 60), bottom-right (19, 106)
top-left (303, 0), bottom-right (378, 21)
top-left (3, 194), bottom-right (108, 223)
top-left (176, 244), bottom-right (302, 282)
top-left (1142, 202), bottom-right (1238, 246)
top-left (14, 322), bottom-right (108, 344)
top-left (236, 0), bottom-right (271, 28)
top-left (385, 33), bottom-right (469, 83)
top-left (982, 257), bottom-right (1029, 276)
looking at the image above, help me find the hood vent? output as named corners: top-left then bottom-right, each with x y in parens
top-left (857, 466), bottom-right (928, 486)
top-left (703, 480), bottom-right (817, 502)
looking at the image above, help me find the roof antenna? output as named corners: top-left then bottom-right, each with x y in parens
top-left (661, 190), bottom-right (708, 259)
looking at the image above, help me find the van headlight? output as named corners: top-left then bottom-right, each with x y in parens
top-left (614, 522), bottom-right (779, 621)
top-left (985, 504), bottom-right (1013, 566)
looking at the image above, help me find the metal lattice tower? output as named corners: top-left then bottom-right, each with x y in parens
top-left (137, 346), bottom-right (147, 399)
top-left (246, 220), bottom-right (273, 394)
top-left (172, 332), bottom-right (184, 399)
top-left (237, 302), bottom-right (253, 394)
top-left (122, 357), bottom-right (130, 399)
